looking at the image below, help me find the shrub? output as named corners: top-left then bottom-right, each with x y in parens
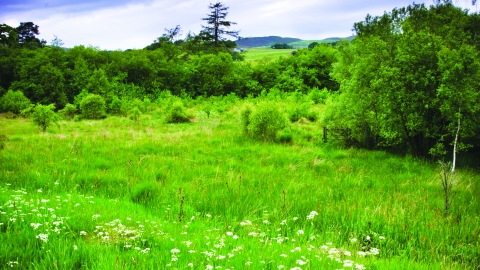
top-left (109, 96), bottom-right (122, 115)
top-left (287, 103), bottom-right (311, 122)
top-left (129, 106), bottom-right (141, 122)
top-left (0, 90), bottom-right (31, 115)
top-left (240, 106), bottom-right (252, 135)
top-left (275, 129), bottom-right (293, 144)
top-left (80, 94), bottom-right (107, 120)
top-left (165, 102), bottom-right (190, 123)
top-left (31, 104), bottom-right (61, 132)
top-left (58, 103), bottom-right (77, 120)
top-left (308, 87), bottom-right (330, 104)
top-left (248, 102), bottom-right (288, 141)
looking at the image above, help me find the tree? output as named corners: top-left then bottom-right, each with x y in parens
top-left (50, 35), bottom-right (64, 47)
top-left (0, 24), bottom-right (18, 47)
top-left (31, 104), bottom-right (61, 132)
top-left (16, 22), bottom-right (45, 48)
top-left (200, 2), bottom-right (240, 48)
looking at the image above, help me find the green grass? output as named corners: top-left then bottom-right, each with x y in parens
top-left (242, 47), bottom-right (296, 62)
top-left (0, 98), bottom-right (479, 269)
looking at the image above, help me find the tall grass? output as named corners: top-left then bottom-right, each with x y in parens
top-left (0, 99), bottom-right (479, 269)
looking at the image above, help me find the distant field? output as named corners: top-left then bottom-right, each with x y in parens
top-left (242, 47), bottom-right (296, 62)
top-left (289, 39), bottom-right (339, 48)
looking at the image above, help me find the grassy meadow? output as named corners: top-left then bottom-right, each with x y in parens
top-left (0, 97), bottom-right (479, 270)
top-left (242, 47), bottom-right (296, 62)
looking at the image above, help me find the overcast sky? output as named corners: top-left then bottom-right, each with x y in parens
top-left (0, 0), bottom-right (476, 50)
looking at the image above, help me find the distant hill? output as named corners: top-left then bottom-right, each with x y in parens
top-left (236, 36), bottom-right (301, 48)
top-left (236, 36), bottom-right (356, 48)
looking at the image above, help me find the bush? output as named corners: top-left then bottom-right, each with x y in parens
top-left (0, 90), bottom-right (31, 115)
top-left (109, 96), bottom-right (122, 115)
top-left (80, 94), bottom-right (107, 120)
top-left (31, 104), bottom-right (61, 132)
top-left (129, 106), bottom-right (141, 122)
top-left (165, 102), bottom-right (190, 123)
top-left (275, 129), bottom-right (293, 144)
top-left (58, 103), bottom-right (77, 120)
top-left (287, 103), bottom-right (311, 122)
top-left (247, 102), bottom-right (288, 141)
top-left (308, 87), bottom-right (330, 104)
top-left (240, 106), bottom-right (252, 135)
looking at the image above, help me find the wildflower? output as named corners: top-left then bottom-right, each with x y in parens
top-left (293, 217), bottom-right (298, 221)
top-left (240, 220), bottom-right (252, 226)
top-left (79, 231), bottom-right (87, 236)
top-left (370, 248), bottom-right (380, 255)
top-left (355, 264), bottom-right (366, 270)
top-left (188, 263), bottom-right (194, 267)
top-left (350, 238), bottom-right (357, 243)
top-left (206, 214), bottom-right (212, 218)
top-left (245, 261), bottom-right (252, 265)
top-left (306, 211), bottom-right (318, 220)
top-left (232, 235), bottom-right (239, 240)
top-left (280, 254), bottom-right (288, 258)
top-left (379, 236), bottom-right (385, 240)
top-left (278, 266), bottom-right (285, 269)
top-left (171, 256), bottom-right (178, 261)
top-left (280, 220), bottom-right (287, 225)
top-left (36, 233), bottom-right (49, 243)
top-left (226, 232), bottom-right (233, 236)
top-left (296, 230), bottom-right (304, 235)
top-left (206, 265), bottom-right (214, 270)
top-left (217, 255), bottom-right (226, 260)
top-left (73, 245), bottom-right (78, 250)
top-left (92, 214), bottom-right (100, 220)
top-left (296, 259), bottom-right (307, 265)
top-left (263, 220), bottom-right (270, 224)
top-left (357, 251), bottom-right (366, 257)
top-left (30, 223), bottom-right (42, 230)
top-left (343, 260), bottom-right (353, 267)
top-left (171, 248), bottom-right (180, 253)
top-left (37, 189), bottom-right (42, 193)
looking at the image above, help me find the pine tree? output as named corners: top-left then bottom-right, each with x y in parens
top-left (200, 2), bottom-right (239, 48)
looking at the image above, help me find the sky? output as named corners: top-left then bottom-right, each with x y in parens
top-left (0, 0), bottom-right (477, 50)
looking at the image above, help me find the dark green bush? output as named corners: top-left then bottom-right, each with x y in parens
top-left (0, 90), bottom-right (31, 115)
top-left (275, 129), bottom-right (293, 144)
top-left (240, 106), bottom-right (252, 135)
top-left (109, 96), bottom-right (122, 115)
top-left (58, 103), bottom-right (77, 120)
top-left (80, 94), bottom-right (107, 120)
top-left (248, 102), bottom-right (288, 141)
top-left (165, 101), bottom-right (190, 123)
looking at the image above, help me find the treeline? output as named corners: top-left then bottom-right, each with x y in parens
top-left (0, 41), bottom-right (338, 110)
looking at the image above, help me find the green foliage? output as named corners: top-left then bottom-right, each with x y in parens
top-left (247, 102), bottom-right (288, 141)
top-left (30, 103), bottom-right (61, 132)
top-left (287, 103), bottom-right (312, 122)
top-left (275, 128), bottom-right (293, 144)
top-left (165, 101), bottom-right (190, 123)
top-left (271, 43), bottom-right (293, 49)
top-left (308, 87), bottom-right (330, 104)
top-left (0, 90), bottom-right (31, 114)
top-left (80, 94), bottom-right (106, 120)
top-left (109, 96), bottom-right (122, 115)
top-left (240, 106), bottom-right (252, 135)
top-left (128, 106), bottom-right (141, 122)
top-left (58, 103), bottom-right (77, 120)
